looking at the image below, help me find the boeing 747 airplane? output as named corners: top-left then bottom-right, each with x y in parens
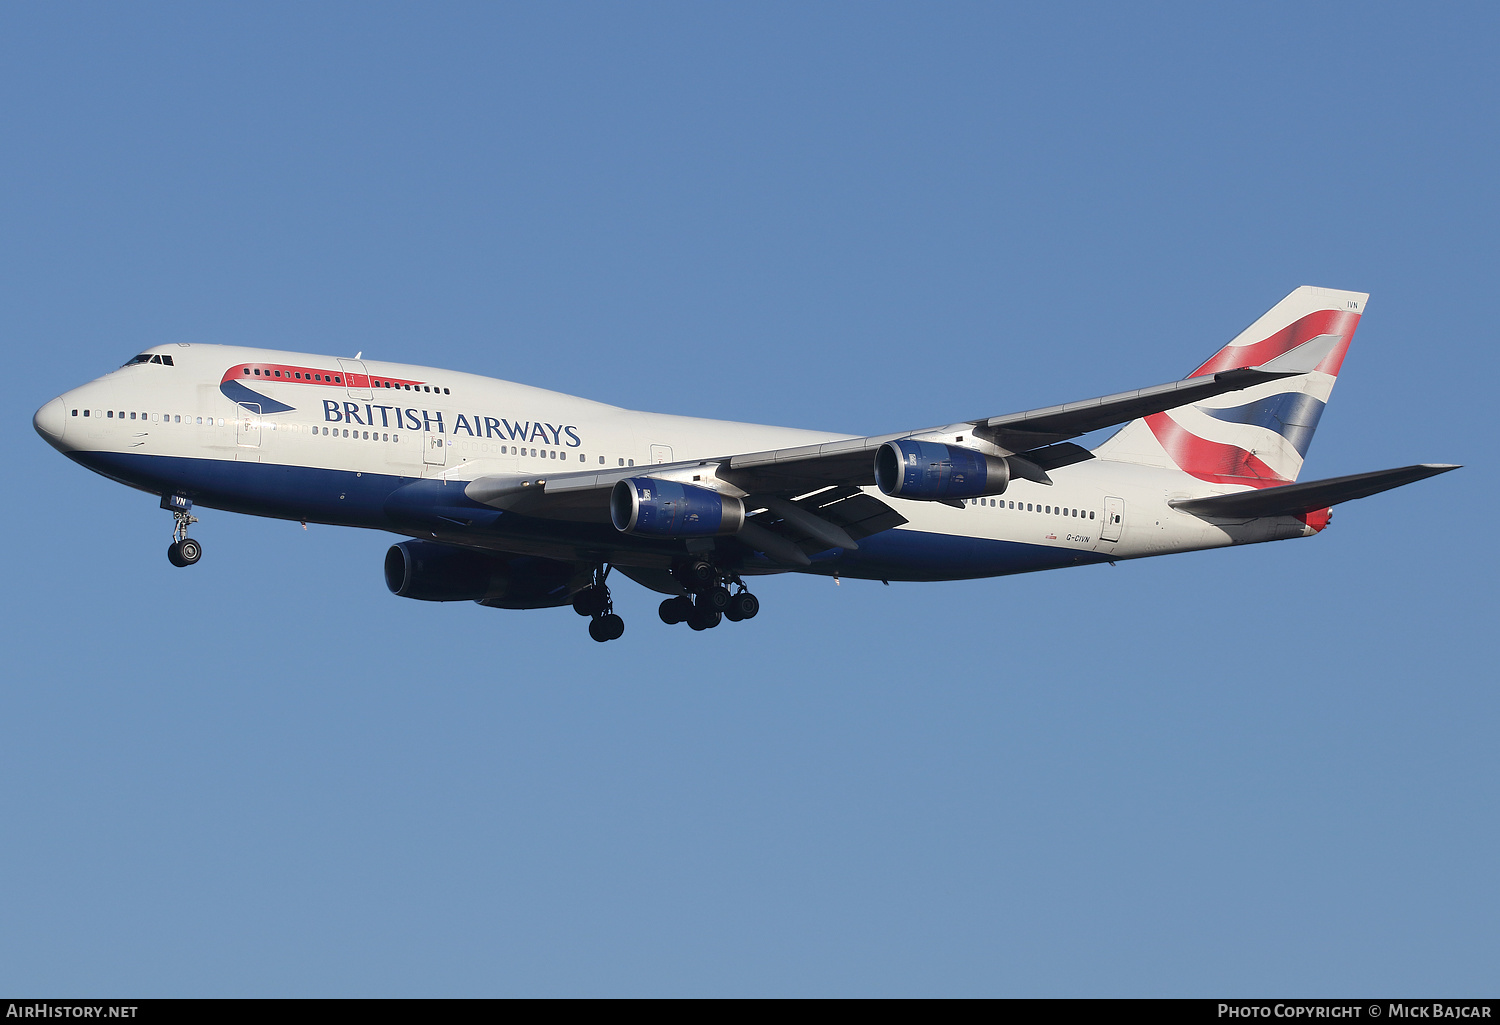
top-left (33, 286), bottom-right (1457, 641)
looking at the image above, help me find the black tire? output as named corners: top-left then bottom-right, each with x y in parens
top-left (659, 597), bottom-right (691, 625)
top-left (732, 591), bottom-right (759, 620)
top-left (177, 537), bottom-right (202, 565)
top-left (688, 607), bottom-right (722, 631)
top-left (706, 586), bottom-right (732, 612)
top-left (723, 605), bottom-right (744, 623)
top-left (573, 586), bottom-right (607, 617)
top-left (167, 541), bottom-right (186, 568)
top-left (684, 560), bottom-right (716, 590)
top-left (588, 617), bottom-right (611, 642)
top-left (599, 613), bottom-right (625, 640)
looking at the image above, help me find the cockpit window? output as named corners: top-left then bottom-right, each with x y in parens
top-left (122, 353), bottom-right (174, 367)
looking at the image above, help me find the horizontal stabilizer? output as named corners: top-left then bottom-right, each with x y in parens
top-left (1170, 463), bottom-right (1460, 518)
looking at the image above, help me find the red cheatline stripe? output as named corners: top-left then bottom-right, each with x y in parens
top-left (1189, 308), bottom-right (1361, 378)
top-left (219, 363), bottom-right (427, 388)
top-left (1144, 412), bottom-right (1290, 488)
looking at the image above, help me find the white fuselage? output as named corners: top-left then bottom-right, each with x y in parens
top-left (34, 343), bottom-right (1319, 583)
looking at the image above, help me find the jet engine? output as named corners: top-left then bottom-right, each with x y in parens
top-left (874, 440), bottom-right (1012, 500)
top-left (384, 540), bottom-right (577, 607)
top-left (610, 478), bottom-right (745, 536)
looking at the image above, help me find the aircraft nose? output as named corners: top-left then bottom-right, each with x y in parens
top-left (33, 397), bottom-right (67, 446)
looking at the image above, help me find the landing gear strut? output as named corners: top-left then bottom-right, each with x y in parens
top-left (163, 495), bottom-right (202, 568)
top-left (662, 561), bottom-right (759, 631)
top-left (575, 566), bottom-right (624, 642)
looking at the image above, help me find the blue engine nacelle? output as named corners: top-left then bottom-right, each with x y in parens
top-left (874, 440), bottom-right (1012, 500)
top-left (384, 540), bottom-right (578, 607)
top-left (611, 478), bottom-right (746, 537)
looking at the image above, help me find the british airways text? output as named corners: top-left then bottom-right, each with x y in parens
top-left (322, 400), bottom-right (581, 446)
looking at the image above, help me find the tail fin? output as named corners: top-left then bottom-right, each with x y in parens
top-left (1091, 286), bottom-right (1367, 487)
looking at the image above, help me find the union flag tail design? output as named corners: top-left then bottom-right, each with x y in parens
top-left (1092, 286), bottom-right (1367, 487)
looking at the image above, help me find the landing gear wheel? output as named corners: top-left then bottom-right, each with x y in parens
top-left (659, 596), bottom-right (693, 625)
top-left (684, 560), bottom-right (716, 591)
top-left (706, 586), bottom-right (732, 612)
top-left (730, 591), bottom-right (759, 620)
top-left (177, 537), bottom-right (202, 565)
top-left (688, 607), bottom-right (722, 631)
top-left (167, 541), bottom-right (186, 567)
top-left (589, 613), bottom-right (625, 642)
top-left (573, 586), bottom-right (608, 617)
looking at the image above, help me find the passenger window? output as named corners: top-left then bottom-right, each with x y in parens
top-left (242, 368), bottom-right (250, 375)
top-left (1090, 511), bottom-right (1095, 519)
top-left (598, 456), bottom-right (604, 464)
top-left (618, 458), bottom-right (624, 466)
top-left (393, 435), bottom-right (399, 443)
top-left (107, 410), bottom-right (113, 418)
top-left (83, 409), bottom-right (89, 416)
top-left (71, 409), bottom-right (77, 416)
top-left (628, 459), bottom-right (634, 466)
top-left (129, 412), bottom-right (135, 419)
top-left (443, 388), bottom-right (450, 394)
top-left (254, 368), bottom-right (261, 375)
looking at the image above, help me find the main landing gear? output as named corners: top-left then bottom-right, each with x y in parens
top-left (658, 559), bottom-right (759, 632)
top-left (162, 495), bottom-right (202, 568)
top-left (573, 567), bottom-right (625, 643)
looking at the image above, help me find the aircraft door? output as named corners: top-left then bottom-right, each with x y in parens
top-left (1100, 497), bottom-right (1125, 543)
top-left (650, 444), bottom-right (673, 464)
top-left (237, 403), bottom-right (262, 447)
top-left (337, 358), bottom-right (373, 400)
top-left (423, 431), bottom-right (447, 468)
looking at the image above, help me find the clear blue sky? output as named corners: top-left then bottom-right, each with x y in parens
top-left (2, 2), bottom-right (1494, 997)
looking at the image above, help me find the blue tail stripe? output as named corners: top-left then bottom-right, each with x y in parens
top-left (1197, 392), bottom-right (1326, 457)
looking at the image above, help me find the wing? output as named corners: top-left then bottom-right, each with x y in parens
top-left (1170, 464), bottom-right (1460, 518)
top-left (459, 332), bottom-right (1338, 561)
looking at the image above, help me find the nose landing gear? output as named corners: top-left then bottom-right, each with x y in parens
top-left (162, 495), bottom-right (202, 568)
top-left (574, 566), bottom-right (625, 642)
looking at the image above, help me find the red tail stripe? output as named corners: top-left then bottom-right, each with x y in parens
top-left (1143, 412), bottom-right (1290, 488)
top-left (1190, 308), bottom-right (1360, 377)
